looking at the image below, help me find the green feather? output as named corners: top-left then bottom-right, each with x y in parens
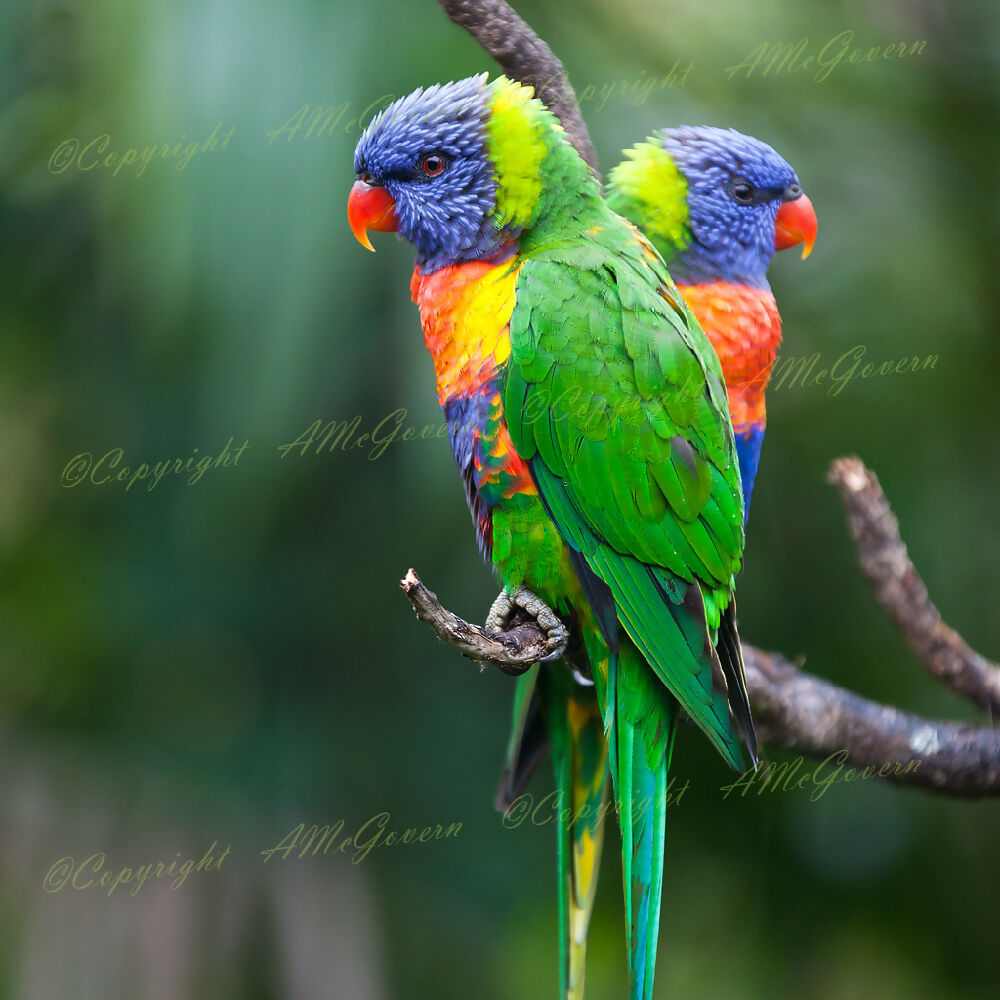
top-left (544, 671), bottom-right (610, 1000)
top-left (502, 193), bottom-right (753, 1000)
top-left (506, 216), bottom-right (746, 760)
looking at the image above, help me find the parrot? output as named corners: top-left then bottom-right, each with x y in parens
top-left (607, 126), bottom-right (817, 516)
top-left (348, 75), bottom-right (756, 1000)
top-left (495, 125), bottom-right (817, 994)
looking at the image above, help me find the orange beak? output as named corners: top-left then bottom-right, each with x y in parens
top-left (348, 180), bottom-right (398, 252)
top-left (774, 193), bottom-right (817, 259)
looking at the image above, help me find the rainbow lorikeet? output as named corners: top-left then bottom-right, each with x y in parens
top-left (496, 125), bottom-right (817, 994)
top-left (607, 126), bottom-right (817, 515)
top-left (348, 75), bottom-right (756, 1000)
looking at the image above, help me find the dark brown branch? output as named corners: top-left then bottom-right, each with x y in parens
top-left (399, 456), bottom-right (1000, 796)
top-left (402, 571), bottom-right (1000, 796)
top-left (436, 0), bottom-right (600, 173)
top-left (830, 457), bottom-right (1000, 716)
top-left (401, 565), bottom-right (1000, 796)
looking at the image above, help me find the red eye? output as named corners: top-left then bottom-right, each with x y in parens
top-left (421, 155), bottom-right (445, 177)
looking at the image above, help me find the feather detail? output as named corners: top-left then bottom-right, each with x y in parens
top-left (677, 281), bottom-right (781, 436)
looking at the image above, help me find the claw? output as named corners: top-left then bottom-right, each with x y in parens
top-left (493, 586), bottom-right (570, 661)
top-left (538, 632), bottom-right (566, 663)
top-left (485, 590), bottom-right (515, 634)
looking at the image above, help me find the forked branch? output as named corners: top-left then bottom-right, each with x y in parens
top-left (400, 458), bottom-right (1000, 797)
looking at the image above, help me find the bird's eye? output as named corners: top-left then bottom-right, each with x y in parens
top-left (730, 179), bottom-right (754, 205)
top-left (358, 169), bottom-right (379, 186)
top-left (420, 154), bottom-right (446, 177)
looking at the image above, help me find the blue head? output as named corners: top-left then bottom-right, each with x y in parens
top-left (608, 125), bottom-right (816, 288)
top-left (350, 76), bottom-right (500, 271)
top-left (349, 75), bottom-right (597, 272)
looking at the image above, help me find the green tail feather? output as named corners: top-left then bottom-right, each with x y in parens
top-left (608, 641), bottom-right (680, 1000)
top-left (543, 672), bottom-right (610, 1000)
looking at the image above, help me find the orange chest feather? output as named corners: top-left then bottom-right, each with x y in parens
top-left (679, 281), bottom-right (782, 431)
top-left (410, 260), bottom-right (519, 407)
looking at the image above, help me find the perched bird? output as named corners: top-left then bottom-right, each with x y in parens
top-left (349, 75), bottom-right (756, 1000)
top-left (607, 126), bottom-right (817, 515)
top-left (497, 126), bottom-right (817, 990)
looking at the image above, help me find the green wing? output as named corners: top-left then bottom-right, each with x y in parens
top-left (506, 221), bottom-right (752, 766)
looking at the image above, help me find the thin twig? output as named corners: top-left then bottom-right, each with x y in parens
top-left (830, 457), bottom-right (1000, 716)
top-left (401, 569), bottom-right (557, 674)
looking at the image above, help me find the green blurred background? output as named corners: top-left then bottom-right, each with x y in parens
top-left (1, 0), bottom-right (998, 997)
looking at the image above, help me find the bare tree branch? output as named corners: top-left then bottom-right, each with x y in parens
top-left (829, 457), bottom-right (1000, 716)
top-left (401, 567), bottom-right (1000, 796)
top-left (401, 569), bottom-right (552, 674)
top-left (399, 457), bottom-right (1000, 796)
top-left (436, 0), bottom-right (600, 173)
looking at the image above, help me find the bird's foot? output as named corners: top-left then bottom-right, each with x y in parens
top-left (485, 586), bottom-right (569, 663)
top-left (485, 590), bottom-right (515, 635)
